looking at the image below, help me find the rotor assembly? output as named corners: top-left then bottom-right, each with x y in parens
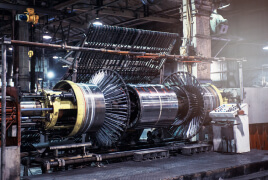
top-left (20, 69), bottom-right (222, 147)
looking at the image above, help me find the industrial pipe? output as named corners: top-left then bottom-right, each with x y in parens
top-left (9, 40), bottom-right (245, 62)
top-left (21, 108), bottom-right (53, 111)
top-left (21, 116), bottom-right (46, 120)
top-left (39, 150), bottom-right (138, 170)
top-left (0, 116), bottom-right (16, 121)
top-left (0, 107), bottom-right (15, 113)
top-left (39, 145), bottom-right (178, 171)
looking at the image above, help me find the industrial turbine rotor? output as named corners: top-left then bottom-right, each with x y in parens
top-left (20, 69), bottom-right (222, 147)
top-left (163, 72), bottom-right (206, 139)
top-left (90, 69), bottom-right (131, 147)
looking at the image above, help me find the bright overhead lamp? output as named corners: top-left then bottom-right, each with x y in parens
top-left (43, 35), bottom-right (52, 39)
top-left (263, 46), bottom-right (268, 50)
top-left (8, 47), bottom-right (13, 51)
top-left (43, 31), bottom-right (52, 40)
top-left (53, 56), bottom-right (59, 59)
top-left (93, 18), bottom-right (103, 26)
top-left (47, 71), bottom-right (55, 79)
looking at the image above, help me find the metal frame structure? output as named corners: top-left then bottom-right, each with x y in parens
top-left (1, 37), bottom-right (7, 180)
top-left (1, 37), bottom-right (22, 180)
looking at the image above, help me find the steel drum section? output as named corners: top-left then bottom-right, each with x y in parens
top-left (128, 84), bottom-right (178, 129)
top-left (76, 83), bottom-right (106, 134)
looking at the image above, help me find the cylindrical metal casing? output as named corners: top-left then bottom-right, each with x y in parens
top-left (128, 84), bottom-right (178, 129)
top-left (202, 84), bottom-right (223, 115)
top-left (76, 83), bottom-right (106, 133)
top-left (21, 101), bottom-right (42, 116)
top-left (52, 80), bottom-right (106, 136)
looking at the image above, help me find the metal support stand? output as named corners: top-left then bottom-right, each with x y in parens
top-left (71, 60), bottom-right (78, 83)
top-left (1, 42), bottom-right (7, 180)
top-left (239, 62), bottom-right (243, 102)
top-left (159, 64), bottom-right (165, 84)
top-left (42, 48), bottom-right (44, 89)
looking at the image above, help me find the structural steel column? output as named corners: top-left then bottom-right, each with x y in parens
top-left (18, 22), bottom-right (30, 92)
top-left (239, 62), bottom-right (243, 102)
top-left (181, 0), bottom-right (212, 80)
top-left (193, 0), bottom-right (212, 80)
top-left (1, 44), bottom-right (7, 180)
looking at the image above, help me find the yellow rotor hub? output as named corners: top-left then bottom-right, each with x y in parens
top-left (208, 84), bottom-right (223, 106)
top-left (64, 81), bottom-right (86, 136)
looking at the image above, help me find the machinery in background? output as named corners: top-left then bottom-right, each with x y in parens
top-left (0, 87), bottom-right (21, 179)
top-left (209, 103), bottom-right (250, 153)
top-left (217, 88), bottom-right (268, 151)
top-left (0, 87), bottom-right (21, 147)
top-left (15, 8), bottom-right (39, 24)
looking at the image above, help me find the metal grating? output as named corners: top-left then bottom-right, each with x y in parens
top-left (64, 24), bottom-right (179, 84)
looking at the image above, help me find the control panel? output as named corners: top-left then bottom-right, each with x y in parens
top-left (209, 104), bottom-right (246, 118)
top-left (209, 103), bottom-right (250, 153)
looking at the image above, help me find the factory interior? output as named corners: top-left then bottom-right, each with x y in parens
top-left (0, 0), bottom-right (268, 179)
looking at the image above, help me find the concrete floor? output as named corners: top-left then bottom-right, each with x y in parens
top-left (24, 149), bottom-right (268, 180)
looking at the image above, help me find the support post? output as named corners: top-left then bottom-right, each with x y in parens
top-left (159, 64), bottom-right (165, 84)
top-left (30, 52), bottom-right (36, 92)
top-left (18, 22), bottom-right (30, 92)
top-left (239, 62), bottom-right (243, 102)
top-left (193, 0), bottom-right (212, 81)
top-left (71, 57), bottom-right (78, 83)
top-left (1, 43), bottom-right (7, 180)
top-left (180, 0), bottom-right (213, 80)
top-left (42, 48), bottom-right (44, 89)
top-left (30, 25), bottom-right (36, 93)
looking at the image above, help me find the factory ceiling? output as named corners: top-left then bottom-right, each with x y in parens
top-left (0, 0), bottom-right (182, 43)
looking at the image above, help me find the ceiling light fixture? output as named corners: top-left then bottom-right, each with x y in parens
top-left (93, 18), bottom-right (103, 26)
top-left (263, 46), bottom-right (268, 50)
top-left (43, 31), bottom-right (52, 40)
top-left (47, 71), bottom-right (55, 79)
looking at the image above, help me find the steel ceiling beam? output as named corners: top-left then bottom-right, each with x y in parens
top-left (48, 0), bottom-right (122, 26)
top-left (0, 2), bottom-right (62, 15)
top-left (53, 0), bottom-right (85, 10)
top-left (0, 24), bottom-right (11, 31)
top-left (0, 15), bottom-right (11, 20)
top-left (98, 9), bottom-right (179, 23)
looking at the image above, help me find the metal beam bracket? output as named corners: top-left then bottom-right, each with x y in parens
top-left (57, 159), bottom-right (65, 167)
top-left (0, 36), bottom-right (11, 45)
top-left (93, 154), bottom-right (102, 162)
